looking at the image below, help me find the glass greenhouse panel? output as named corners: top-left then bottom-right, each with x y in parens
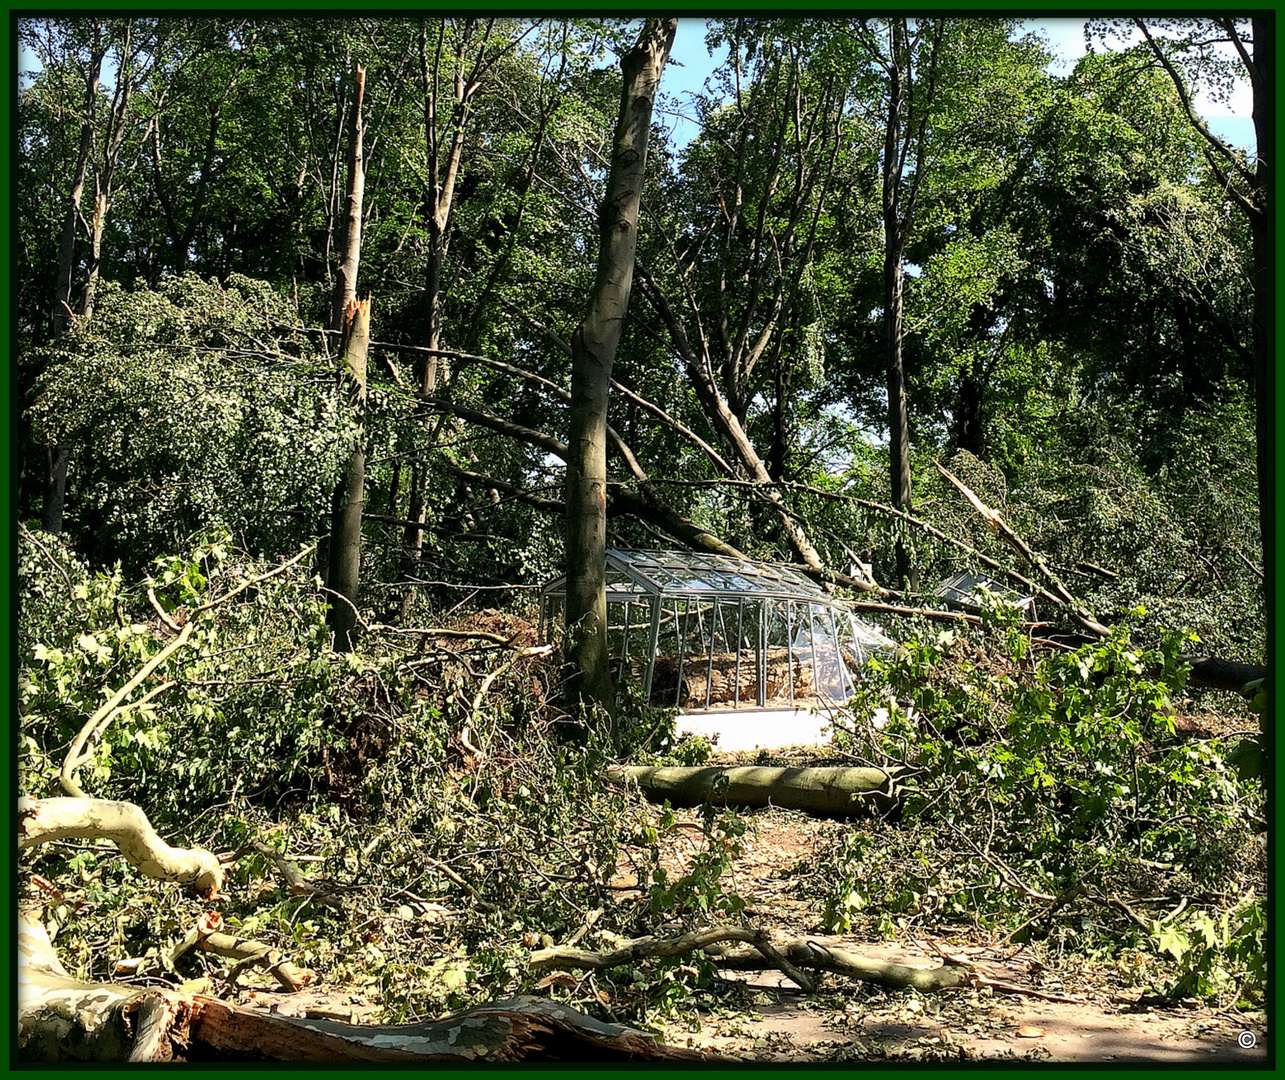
top-left (540, 550), bottom-right (894, 717)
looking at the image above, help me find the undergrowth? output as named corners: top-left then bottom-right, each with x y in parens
top-left (817, 599), bottom-right (1265, 1007)
top-left (17, 528), bottom-right (1265, 1024)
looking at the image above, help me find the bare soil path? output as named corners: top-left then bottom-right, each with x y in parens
top-left (640, 806), bottom-right (1268, 1063)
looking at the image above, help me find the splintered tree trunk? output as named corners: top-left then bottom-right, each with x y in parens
top-left (327, 298), bottom-right (371, 652)
top-left (324, 60), bottom-right (369, 651)
top-left (565, 18), bottom-right (677, 722)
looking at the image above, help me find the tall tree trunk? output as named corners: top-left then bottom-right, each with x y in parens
top-left (327, 297), bottom-right (371, 652)
top-left (329, 63), bottom-right (366, 334)
top-left (400, 22), bottom-right (489, 619)
top-left (873, 17), bottom-right (936, 592)
top-left (564, 17), bottom-right (677, 722)
top-left (325, 61), bottom-right (369, 653)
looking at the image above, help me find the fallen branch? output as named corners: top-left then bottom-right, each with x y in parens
top-left (922, 940), bottom-right (1084, 1004)
top-left (935, 463), bottom-right (1110, 638)
top-left (533, 927), bottom-right (970, 993)
top-left (250, 839), bottom-right (346, 911)
top-left (191, 543), bottom-right (318, 615)
top-left (532, 926), bottom-right (817, 992)
top-left (849, 599), bottom-right (982, 626)
top-left (200, 927), bottom-right (313, 991)
top-left (18, 795), bottom-right (224, 899)
top-left (61, 624), bottom-right (193, 798)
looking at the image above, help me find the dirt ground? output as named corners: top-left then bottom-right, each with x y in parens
top-left (635, 808), bottom-right (1269, 1064)
top-left (235, 738), bottom-right (1266, 1065)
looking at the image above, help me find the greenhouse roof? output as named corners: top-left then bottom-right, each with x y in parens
top-left (542, 548), bottom-right (843, 605)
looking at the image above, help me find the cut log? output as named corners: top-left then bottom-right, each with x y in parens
top-left (648, 651), bottom-right (815, 707)
top-left (607, 764), bottom-right (900, 816)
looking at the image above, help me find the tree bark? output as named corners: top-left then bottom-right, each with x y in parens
top-left (19, 795), bottom-right (224, 897)
top-left (531, 926), bottom-right (971, 994)
top-left (564, 18), bottom-right (676, 721)
top-left (16, 912), bottom-right (708, 1062)
top-left (329, 63), bottom-right (366, 334)
top-left (607, 764), bottom-right (901, 817)
top-left (327, 297), bottom-right (371, 652)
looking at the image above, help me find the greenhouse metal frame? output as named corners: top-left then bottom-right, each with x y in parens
top-left (540, 549), bottom-right (892, 712)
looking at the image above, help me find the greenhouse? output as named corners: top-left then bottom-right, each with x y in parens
top-left (540, 549), bottom-right (894, 749)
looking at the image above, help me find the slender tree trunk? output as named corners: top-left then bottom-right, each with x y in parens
top-left (400, 23), bottom-right (484, 618)
top-left (45, 36), bottom-right (105, 534)
top-left (80, 22), bottom-right (139, 322)
top-left (53, 40), bottom-right (103, 336)
top-left (564, 17), bottom-right (677, 722)
top-left (325, 61), bottom-right (369, 652)
top-left (327, 298), bottom-right (371, 652)
top-left (880, 20), bottom-right (918, 591)
top-left (330, 63), bottom-right (366, 334)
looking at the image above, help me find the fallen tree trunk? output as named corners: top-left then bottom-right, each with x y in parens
top-left (706, 939), bottom-right (969, 992)
top-left (607, 764), bottom-right (900, 816)
top-left (18, 914), bottom-right (706, 1062)
top-left (1183, 655), bottom-right (1268, 694)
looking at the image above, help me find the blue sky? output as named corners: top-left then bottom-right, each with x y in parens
top-left (657, 17), bottom-right (1256, 154)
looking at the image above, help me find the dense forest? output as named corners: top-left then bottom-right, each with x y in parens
top-left (16, 17), bottom-right (1270, 1062)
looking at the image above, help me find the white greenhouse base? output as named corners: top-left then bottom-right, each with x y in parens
top-left (673, 707), bottom-right (841, 753)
